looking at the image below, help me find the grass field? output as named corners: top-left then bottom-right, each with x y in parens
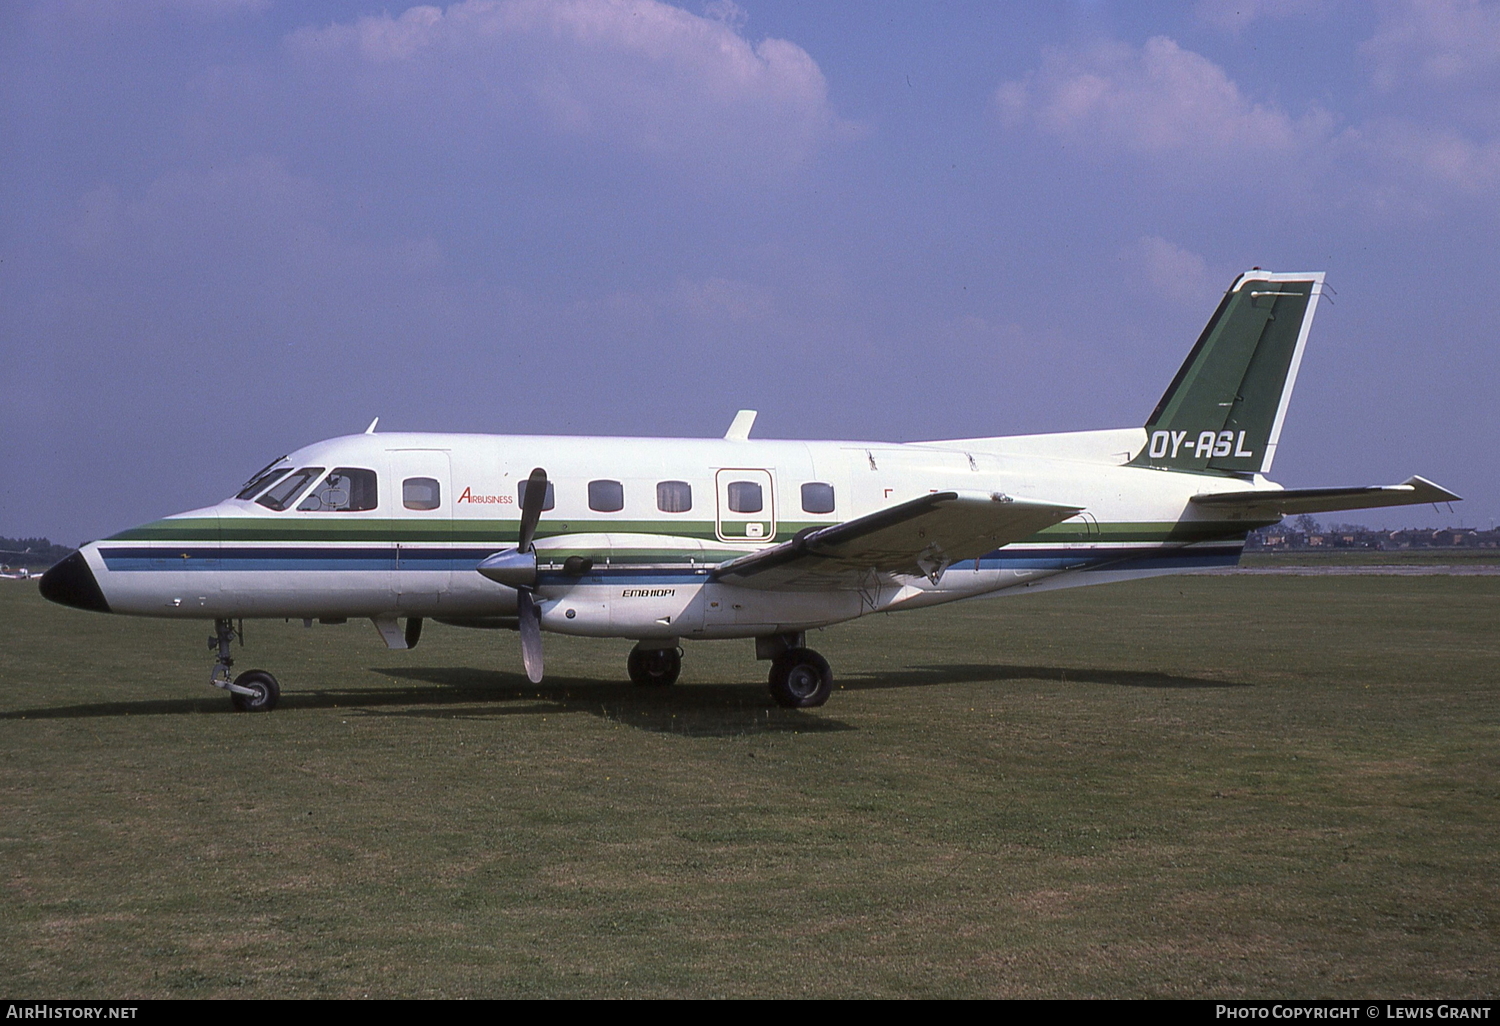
top-left (1, 574), bottom-right (1496, 998)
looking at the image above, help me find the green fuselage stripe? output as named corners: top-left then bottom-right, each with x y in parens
top-left (109, 517), bottom-right (1260, 547)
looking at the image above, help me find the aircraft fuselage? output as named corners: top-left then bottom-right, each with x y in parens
top-left (56, 427), bottom-right (1267, 641)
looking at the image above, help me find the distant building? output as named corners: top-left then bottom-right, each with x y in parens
top-left (1246, 524), bottom-right (1496, 552)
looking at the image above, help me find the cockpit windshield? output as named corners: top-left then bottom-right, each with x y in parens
top-left (297, 468), bottom-right (378, 512)
top-left (235, 457), bottom-right (291, 500)
top-left (256, 467), bottom-right (325, 511)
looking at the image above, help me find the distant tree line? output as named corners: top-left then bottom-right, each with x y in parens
top-left (0, 537), bottom-right (74, 570)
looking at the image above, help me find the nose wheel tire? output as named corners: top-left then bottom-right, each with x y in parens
top-left (230, 670), bottom-right (280, 712)
top-left (768, 648), bottom-right (832, 708)
top-left (628, 645), bottom-right (681, 687)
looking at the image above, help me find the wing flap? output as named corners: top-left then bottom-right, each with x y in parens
top-left (1190, 475), bottom-right (1461, 518)
top-left (714, 490), bottom-right (1082, 590)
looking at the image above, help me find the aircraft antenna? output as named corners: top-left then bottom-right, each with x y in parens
top-left (725, 410), bottom-right (757, 441)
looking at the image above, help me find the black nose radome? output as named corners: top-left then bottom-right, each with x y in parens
top-left (39, 551), bottom-right (111, 613)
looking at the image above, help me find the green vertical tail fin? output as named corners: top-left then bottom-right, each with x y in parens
top-left (1130, 270), bottom-right (1325, 475)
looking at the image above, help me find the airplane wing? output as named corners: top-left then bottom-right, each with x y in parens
top-left (1189, 475), bottom-right (1461, 518)
top-left (713, 490), bottom-right (1082, 591)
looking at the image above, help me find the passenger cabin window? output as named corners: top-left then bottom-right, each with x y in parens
top-left (236, 460), bottom-right (291, 501)
top-left (589, 480), bottom-right (624, 513)
top-left (801, 482), bottom-right (836, 514)
top-left (403, 477), bottom-right (441, 511)
top-left (518, 479), bottom-right (555, 511)
top-left (727, 480), bottom-right (763, 514)
top-left (657, 480), bottom-right (692, 513)
top-left (297, 468), bottom-right (378, 512)
top-left (256, 467), bottom-right (324, 511)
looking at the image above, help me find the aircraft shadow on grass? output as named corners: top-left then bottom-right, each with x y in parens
top-left (0, 661), bottom-right (1245, 735)
top-left (361, 668), bottom-right (854, 736)
top-left (842, 663), bottom-right (1249, 692)
top-left (0, 668), bottom-right (849, 736)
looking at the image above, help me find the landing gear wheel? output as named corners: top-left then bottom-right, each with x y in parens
top-left (768, 648), bottom-right (832, 708)
top-left (230, 670), bottom-right (280, 712)
top-left (628, 646), bottom-right (681, 687)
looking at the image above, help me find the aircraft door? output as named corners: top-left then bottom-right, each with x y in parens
top-left (389, 449), bottom-right (452, 611)
top-left (715, 468), bottom-right (776, 543)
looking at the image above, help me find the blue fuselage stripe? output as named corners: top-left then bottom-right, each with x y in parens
top-left (98, 543), bottom-right (1243, 577)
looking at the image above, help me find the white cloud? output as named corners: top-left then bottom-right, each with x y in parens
top-left (1126, 236), bottom-right (1220, 308)
top-left (701, 0), bottom-right (748, 31)
top-left (68, 158), bottom-right (445, 282)
top-left (1362, 0), bottom-right (1500, 88)
top-left (285, 0), bottom-right (848, 175)
top-left (997, 32), bottom-right (1500, 213)
top-left (996, 36), bottom-right (1332, 165)
top-left (1335, 118), bottom-right (1500, 208)
top-left (1345, 3), bottom-right (1500, 212)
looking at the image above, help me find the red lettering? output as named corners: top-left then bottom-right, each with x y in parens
top-left (456, 487), bottom-right (513, 504)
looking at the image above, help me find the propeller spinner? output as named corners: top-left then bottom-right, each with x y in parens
top-left (477, 467), bottom-right (548, 683)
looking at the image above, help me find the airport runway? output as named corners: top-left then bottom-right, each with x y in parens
top-left (1207, 564), bottom-right (1500, 576)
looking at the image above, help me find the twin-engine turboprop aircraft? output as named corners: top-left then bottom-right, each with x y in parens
top-left (41, 270), bottom-right (1458, 711)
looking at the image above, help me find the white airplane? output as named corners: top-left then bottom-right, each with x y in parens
top-left (0, 553), bottom-right (39, 579)
top-left (41, 270), bottom-right (1458, 712)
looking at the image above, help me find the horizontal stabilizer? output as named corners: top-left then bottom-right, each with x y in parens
top-left (1190, 476), bottom-right (1461, 518)
top-left (714, 490), bottom-right (1082, 591)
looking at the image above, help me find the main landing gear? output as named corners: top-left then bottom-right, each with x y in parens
top-left (768, 648), bottom-right (833, 708)
top-left (624, 635), bottom-right (835, 707)
top-left (758, 633), bottom-right (834, 709)
top-left (628, 642), bottom-right (682, 687)
top-left (209, 618), bottom-right (280, 712)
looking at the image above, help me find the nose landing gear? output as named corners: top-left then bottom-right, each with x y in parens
top-left (229, 669), bottom-right (280, 712)
top-left (209, 618), bottom-right (281, 712)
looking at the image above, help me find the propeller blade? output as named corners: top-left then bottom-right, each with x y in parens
top-left (517, 589), bottom-right (544, 683)
top-left (404, 616), bottom-right (423, 649)
top-left (518, 467), bottom-right (548, 552)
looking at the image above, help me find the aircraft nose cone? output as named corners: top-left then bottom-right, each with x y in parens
top-left (39, 551), bottom-right (111, 613)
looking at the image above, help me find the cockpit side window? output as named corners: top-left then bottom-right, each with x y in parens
top-left (297, 468), bottom-right (378, 512)
top-left (236, 458), bottom-right (292, 500)
top-left (257, 467), bottom-right (325, 511)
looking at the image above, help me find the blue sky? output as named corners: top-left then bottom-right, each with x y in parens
top-left (3, 0), bottom-right (1496, 544)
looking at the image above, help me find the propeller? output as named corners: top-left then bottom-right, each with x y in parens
top-left (477, 467), bottom-right (549, 683)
